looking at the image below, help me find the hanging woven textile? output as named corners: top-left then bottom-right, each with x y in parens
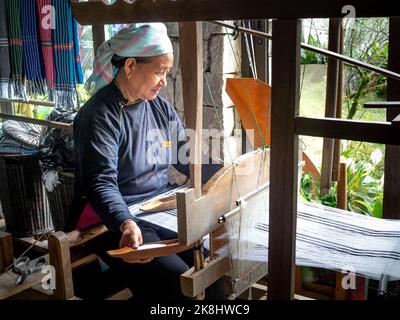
top-left (0, 0), bottom-right (11, 99)
top-left (52, 0), bottom-right (83, 110)
top-left (5, 0), bottom-right (27, 100)
top-left (36, 0), bottom-right (54, 96)
top-left (21, 0), bottom-right (47, 97)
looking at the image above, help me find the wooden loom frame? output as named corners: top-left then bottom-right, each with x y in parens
top-left (1, 0), bottom-right (399, 300)
top-left (69, 0), bottom-right (400, 300)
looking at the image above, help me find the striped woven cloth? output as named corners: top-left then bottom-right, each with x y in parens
top-left (36, 0), bottom-right (54, 93)
top-left (21, 0), bottom-right (47, 96)
top-left (130, 185), bottom-right (400, 281)
top-left (0, 0), bottom-right (11, 99)
top-left (5, 0), bottom-right (27, 100)
top-left (52, 0), bottom-right (83, 110)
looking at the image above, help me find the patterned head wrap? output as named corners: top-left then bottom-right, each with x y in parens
top-left (86, 23), bottom-right (173, 91)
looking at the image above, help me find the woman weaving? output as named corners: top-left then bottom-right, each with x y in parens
top-left (65, 23), bottom-right (224, 300)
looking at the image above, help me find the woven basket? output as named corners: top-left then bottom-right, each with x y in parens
top-left (0, 154), bottom-right (54, 237)
top-left (46, 171), bottom-right (74, 231)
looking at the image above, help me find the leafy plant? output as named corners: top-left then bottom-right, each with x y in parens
top-left (300, 148), bottom-right (384, 218)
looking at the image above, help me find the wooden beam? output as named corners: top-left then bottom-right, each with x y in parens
top-left (268, 19), bottom-right (301, 300)
top-left (321, 18), bottom-right (341, 193)
top-left (0, 98), bottom-right (55, 107)
top-left (72, 0), bottom-right (400, 25)
top-left (48, 232), bottom-right (74, 300)
top-left (0, 113), bottom-right (72, 131)
top-left (383, 17), bottom-right (400, 219)
top-left (179, 22), bottom-right (203, 197)
top-left (296, 117), bottom-right (400, 146)
top-left (213, 21), bottom-right (400, 81)
top-left (180, 254), bottom-right (230, 298)
top-left (364, 101), bottom-right (400, 108)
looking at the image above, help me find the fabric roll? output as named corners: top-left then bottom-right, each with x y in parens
top-left (0, 0), bottom-right (11, 99)
top-left (21, 0), bottom-right (47, 96)
top-left (0, 126), bottom-right (38, 155)
top-left (2, 120), bottom-right (43, 148)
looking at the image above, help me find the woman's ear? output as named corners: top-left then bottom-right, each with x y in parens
top-left (124, 57), bottom-right (136, 80)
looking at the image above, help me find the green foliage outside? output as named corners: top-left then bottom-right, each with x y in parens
top-left (300, 146), bottom-right (384, 218)
top-left (299, 18), bottom-right (389, 220)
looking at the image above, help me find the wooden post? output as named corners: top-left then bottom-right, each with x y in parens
top-left (295, 266), bottom-right (303, 293)
top-left (179, 21), bottom-right (204, 299)
top-left (179, 21), bottom-right (203, 197)
top-left (0, 232), bottom-right (13, 273)
top-left (332, 21), bottom-right (344, 182)
top-left (89, 0), bottom-right (105, 54)
top-left (48, 232), bottom-right (74, 300)
top-left (335, 162), bottom-right (348, 300)
top-left (321, 18), bottom-right (341, 193)
top-left (383, 17), bottom-right (400, 219)
top-left (92, 25), bottom-right (105, 54)
top-left (336, 163), bottom-right (347, 211)
top-left (269, 19), bottom-right (301, 300)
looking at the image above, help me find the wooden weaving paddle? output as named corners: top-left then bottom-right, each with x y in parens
top-left (107, 239), bottom-right (193, 262)
top-left (139, 194), bottom-right (177, 212)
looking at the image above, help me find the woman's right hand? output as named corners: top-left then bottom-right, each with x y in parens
top-left (119, 220), bottom-right (152, 264)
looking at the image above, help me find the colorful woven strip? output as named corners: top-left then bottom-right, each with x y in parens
top-left (0, 0), bottom-right (11, 99)
top-left (36, 0), bottom-right (54, 93)
top-left (52, 0), bottom-right (83, 110)
top-left (21, 0), bottom-right (47, 97)
top-left (5, 0), bottom-right (27, 99)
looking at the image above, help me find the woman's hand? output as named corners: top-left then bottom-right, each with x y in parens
top-left (119, 220), bottom-right (153, 264)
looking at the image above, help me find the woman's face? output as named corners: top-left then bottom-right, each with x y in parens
top-left (126, 53), bottom-right (173, 101)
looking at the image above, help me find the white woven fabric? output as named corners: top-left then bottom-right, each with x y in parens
top-left (128, 184), bottom-right (400, 283)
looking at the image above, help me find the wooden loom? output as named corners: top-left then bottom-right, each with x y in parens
top-left (103, 20), bottom-right (275, 297)
top-left (44, 0), bottom-right (400, 300)
top-left (0, 0), bottom-right (399, 301)
top-left (106, 75), bottom-right (320, 297)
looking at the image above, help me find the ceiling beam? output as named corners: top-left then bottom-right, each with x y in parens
top-left (72, 0), bottom-right (399, 25)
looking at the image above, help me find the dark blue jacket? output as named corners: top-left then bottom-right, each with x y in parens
top-left (69, 81), bottom-right (189, 232)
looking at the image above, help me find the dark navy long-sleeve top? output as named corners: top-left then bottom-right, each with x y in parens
top-left (71, 81), bottom-right (188, 232)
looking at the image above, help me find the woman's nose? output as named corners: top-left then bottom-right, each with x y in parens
top-left (160, 74), bottom-right (167, 87)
